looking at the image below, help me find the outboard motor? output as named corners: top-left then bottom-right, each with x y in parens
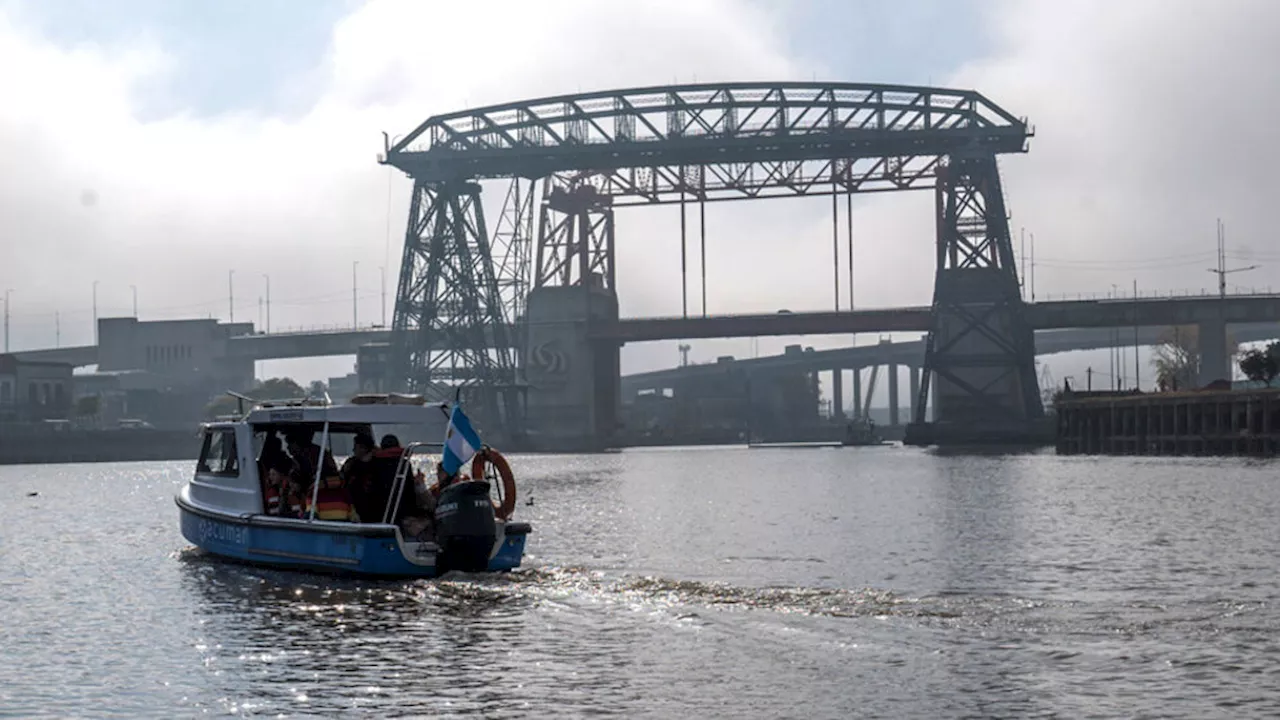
top-left (433, 480), bottom-right (497, 574)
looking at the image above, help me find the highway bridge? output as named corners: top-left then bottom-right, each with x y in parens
top-left (14, 294), bottom-right (1280, 378)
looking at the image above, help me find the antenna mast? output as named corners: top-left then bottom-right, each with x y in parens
top-left (1208, 218), bottom-right (1258, 298)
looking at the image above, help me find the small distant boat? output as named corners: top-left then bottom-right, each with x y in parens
top-left (747, 441), bottom-right (843, 449)
top-left (175, 393), bottom-right (530, 578)
top-left (842, 416), bottom-right (890, 447)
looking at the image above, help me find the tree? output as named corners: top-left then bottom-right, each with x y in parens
top-left (1239, 342), bottom-right (1280, 386)
top-left (1266, 341), bottom-right (1280, 374)
top-left (1151, 325), bottom-right (1199, 392)
top-left (1150, 325), bottom-right (1239, 391)
top-left (204, 377), bottom-right (308, 419)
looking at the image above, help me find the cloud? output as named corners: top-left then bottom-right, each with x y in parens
top-left (0, 0), bottom-right (810, 377)
top-left (951, 0), bottom-right (1280, 298)
top-left (3, 0), bottom-right (1277, 393)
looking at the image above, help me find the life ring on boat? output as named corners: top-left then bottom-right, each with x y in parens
top-left (471, 446), bottom-right (517, 520)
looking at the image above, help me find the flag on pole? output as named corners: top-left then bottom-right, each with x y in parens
top-left (441, 404), bottom-right (482, 476)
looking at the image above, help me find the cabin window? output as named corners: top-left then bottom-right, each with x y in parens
top-left (197, 429), bottom-right (240, 476)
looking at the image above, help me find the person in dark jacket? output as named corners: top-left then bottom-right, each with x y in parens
top-left (342, 432), bottom-right (381, 523)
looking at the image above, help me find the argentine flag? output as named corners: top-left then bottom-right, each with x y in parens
top-left (441, 404), bottom-right (482, 476)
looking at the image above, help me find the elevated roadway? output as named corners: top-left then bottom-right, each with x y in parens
top-left (620, 322), bottom-right (1280, 394)
top-left (13, 295), bottom-right (1280, 372)
top-left (597, 295), bottom-right (1280, 343)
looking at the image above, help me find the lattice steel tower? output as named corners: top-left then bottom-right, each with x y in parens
top-left (383, 175), bottom-right (529, 439)
top-left (912, 153), bottom-right (1043, 434)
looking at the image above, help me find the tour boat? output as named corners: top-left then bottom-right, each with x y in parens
top-left (175, 393), bottom-right (531, 578)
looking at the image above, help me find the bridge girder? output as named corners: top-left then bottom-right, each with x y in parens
top-left (385, 82), bottom-right (1030, 205)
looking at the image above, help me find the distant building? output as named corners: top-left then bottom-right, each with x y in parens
top-left (0, 354), bottom-right (74, 422)
top-left (327, 372), bottom-right (360, 403)
top-left (357, 343), bottom-right (391, 394)
top-left (96, 316), bottom-right (255, 393)
top-left (26, 317), bottom-right (262, 430)
top-left (621, 351), bottom-right (821, 442)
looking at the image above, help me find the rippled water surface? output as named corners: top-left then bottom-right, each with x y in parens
top-left (4, 446), bottom-right (1280, 718)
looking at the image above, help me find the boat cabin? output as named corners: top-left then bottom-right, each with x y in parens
top-left (189, 394), bottom-right (452, 522)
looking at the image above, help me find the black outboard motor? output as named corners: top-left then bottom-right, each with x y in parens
top-left (433, 480), bottom-right (497, 574)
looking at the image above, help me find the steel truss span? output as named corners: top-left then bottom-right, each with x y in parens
top-left (382, 81), bottom-right (1036, 443)
top-left (384, 82), bottom-right (1031, 204)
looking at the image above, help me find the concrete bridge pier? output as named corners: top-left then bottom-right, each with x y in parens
top-left (523, 285), bottom-right (620, 451)
top-left (852, 368), bottom-right (863, 418)
top-left (888, 362), bottom-right (900, 427)
top-left (909, 366), bottom-right (920, 422)
top-left (1198, 316), bottom-right (1230, 386)
top-left (831, 369), bottom-right (844, 418)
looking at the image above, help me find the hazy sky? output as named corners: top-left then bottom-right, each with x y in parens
top-left (1, 0), bottom-right (1278, 396)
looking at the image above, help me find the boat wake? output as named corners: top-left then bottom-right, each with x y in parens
top-left (176, 547), bottom-right (977, 622)
top-left (412, 566), bottom-right (958, 621)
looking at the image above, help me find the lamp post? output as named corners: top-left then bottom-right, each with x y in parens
top-left (92, 280), bottom-right (99, 344)
top-left (352, 260), bottom-right (359, 329)
top-left (131, 285), bottom-right (138, 318)
top-left (228, 270), bottom-right (235, 323)
top-left (3, 289), bottom-right (10, 353)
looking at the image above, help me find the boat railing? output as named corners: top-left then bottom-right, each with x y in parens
top-left (383, 441), bottom-right (439, 524)
top-left (222, 389), bottom-right (333, 420)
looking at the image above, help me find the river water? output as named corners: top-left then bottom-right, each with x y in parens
top-left (2, 446), bottom-right (1279, 718)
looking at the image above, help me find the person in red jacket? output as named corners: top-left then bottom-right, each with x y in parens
top-left (308, 473), bottom-right (360, 522)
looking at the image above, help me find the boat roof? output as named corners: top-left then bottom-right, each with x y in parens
top-left (231, 393), bottom-right (453, 431)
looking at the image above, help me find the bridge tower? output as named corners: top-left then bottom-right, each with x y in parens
top-left (387, 178), bottom-right (526, 440)
top-left (908, 154), bottom-right (1044, 443)
top-left (524, 180), bottom-right (621, 450)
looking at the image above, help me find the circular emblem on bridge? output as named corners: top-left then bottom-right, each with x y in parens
top-left (529, 339), bottom-right (569, 375)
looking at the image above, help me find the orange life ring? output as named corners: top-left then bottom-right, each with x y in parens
top-left (471, 447), bottom-right (517, 520)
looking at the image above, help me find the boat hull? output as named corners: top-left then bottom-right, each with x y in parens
top-left (177, 496), bottom-right (528, 578)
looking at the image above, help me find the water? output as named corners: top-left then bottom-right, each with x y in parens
top-left (3, 447), bottom-right (1280, 718)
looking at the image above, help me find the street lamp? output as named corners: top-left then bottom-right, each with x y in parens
top-left (379, 265), bottom-right (386, 327)
top-left (92, 280), bottom-right (99, 344)
top-left (228, 270), bottom-right (235, 323)
top-left (131, 285), bottom-right (138, 318)
top-left (352, 260), bottom-right (359, 329)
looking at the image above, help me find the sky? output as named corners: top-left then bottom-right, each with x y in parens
top-left (1, 0), bottom-right (1278, 404)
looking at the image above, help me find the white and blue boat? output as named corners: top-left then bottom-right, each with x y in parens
top-left (176, 393), bottom-right (531, 578)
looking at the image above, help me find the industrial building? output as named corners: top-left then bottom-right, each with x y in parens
top-left (0, 354), bottom-right (74, 422)
top-left (71, 317), bottom-right (256, 428)
top-left (621, 347), bottom-right (823, 445)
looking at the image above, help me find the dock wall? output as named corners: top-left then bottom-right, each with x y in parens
top-left (1056, 389), bottom-right (1280, 456)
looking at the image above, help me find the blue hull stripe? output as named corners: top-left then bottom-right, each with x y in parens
top-left (177, 498), bottom-right (528, 578)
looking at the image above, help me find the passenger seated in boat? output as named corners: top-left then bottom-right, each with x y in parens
top-left (307, 473), bottom-right (360, 522)
top-left (370, 435), bottom-right (430, 536)
top-left (341, 432), bottom-right (382, 523)
top-left (428, 460), bottom-right (469, 501)
top-left (402, 462), bottom-right (471, 539)
top-left (285, 429), bottom-right (340, 495)
top-left (258, 434), bottom-right (295, 516)
top-left (283, 478), bottom-right (307, 519)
